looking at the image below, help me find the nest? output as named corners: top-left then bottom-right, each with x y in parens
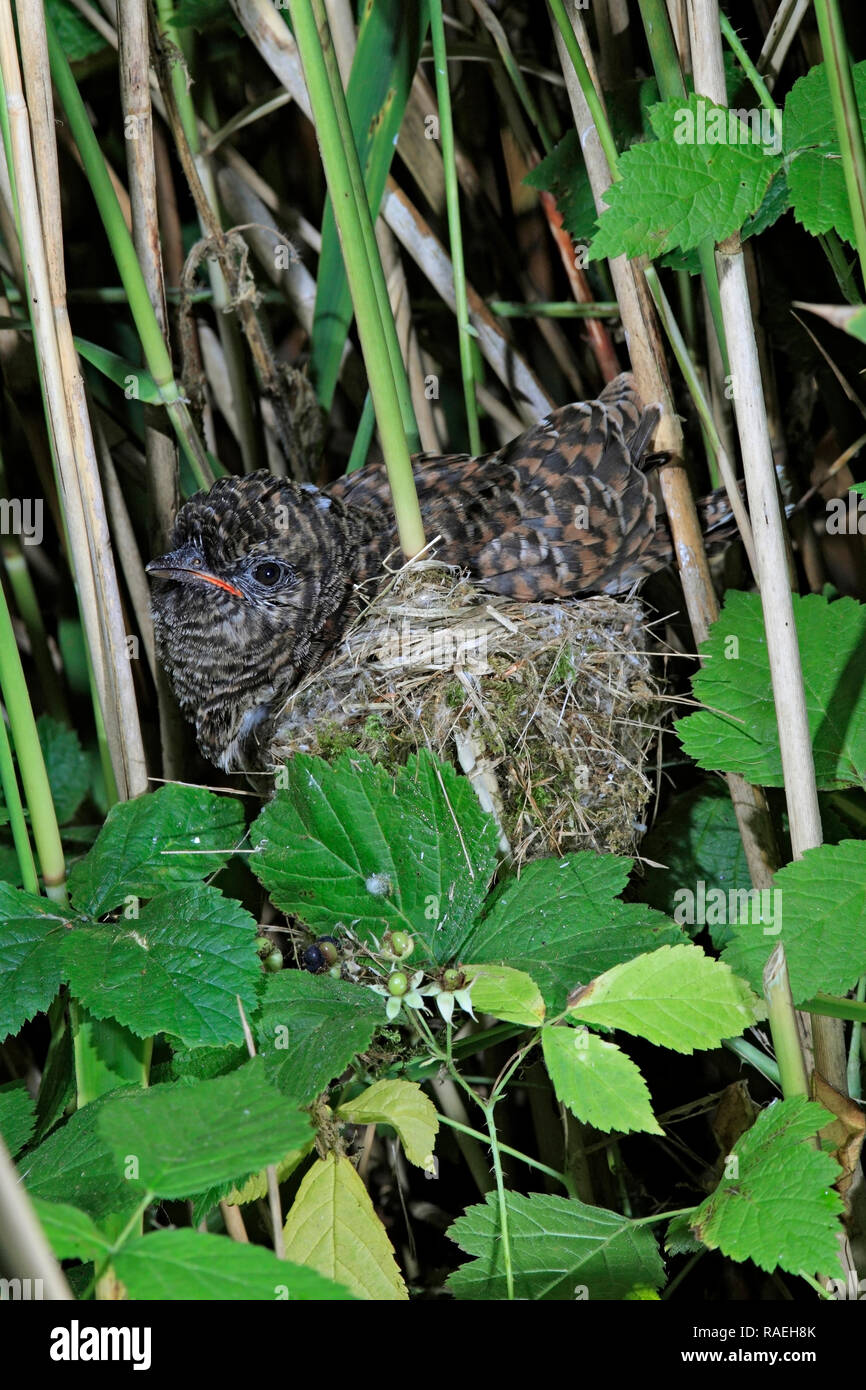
top-left (268, 562), bottom-right (668, 865)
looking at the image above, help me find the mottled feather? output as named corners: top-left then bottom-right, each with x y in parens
top-left (147, 374), bottom-right (728, 770)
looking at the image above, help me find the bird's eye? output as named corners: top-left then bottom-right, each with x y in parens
top-left (253, 561), bottom-right (284, 587)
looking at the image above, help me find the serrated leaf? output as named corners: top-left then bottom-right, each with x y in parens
top-left (665, 1212), bottom-right (704, 1256)
top-left (447, 1190), bottom-right (664, 1300)
top-left (566, 944), bottom-right (764, 1052)
top-left (68, 784), bottom-right (245, 917)
top-left (692, 1098), bottom-right (844, 1276)
top-left (25, 1089), bottom-right (148, 1222)
top-left (169, 1041), bottom-right (247, 1083)
top-left (590, 94), bottom-right (778, 262)
top-left (723, 839), bottom-right (866, 1003)
top-left (676, 591), bottom-right (866, 789)
top-left (36, 716), bottom-right (90, 824)
top-left (282, 1152), bottom-right (408, 1301)
top-left (251, 751), bottom-right (499, 964)
top-left (113, 1229), bottom-right (355, 1300)
top-left (461, 963), bottom-right (545, 1027)
top-left (637, 782), bottom-right (752, 947)
top-left (784, 61), bottom-right (866, 247)
top-left (63, 885), bottom-right (260, 1047)
top-left (0, 1080), bottom-right (36, 1156)
top-left (337, 1079), bottom-right (438, 1171)
top-left (257, 971), bottom-right (385, 1103)
top-left (541, 1026), bottom-right (662, 1135)
top-left (0, 884), bottom-right (70, 1041)
top-left (30, 1197), bottom-right (112, 1264)
top-left (46, 0), bottom-right (106, 59)
top-left (523, 129), bottom-right (598, 243)
top-left (98, 1059), bottom-right (313, 1199)
top-left (461, 852), bottom-right (685, 1011)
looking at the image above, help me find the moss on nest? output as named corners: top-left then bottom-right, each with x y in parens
top-left (268, 561), bottom-right (669, 865)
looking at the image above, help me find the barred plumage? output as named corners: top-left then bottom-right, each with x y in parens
top-left (147, 375), bottom-right (716, 770)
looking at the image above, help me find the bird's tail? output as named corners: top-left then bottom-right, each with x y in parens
top-left (697, 480), bottom-right (747, 539)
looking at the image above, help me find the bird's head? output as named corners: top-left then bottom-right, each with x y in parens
top-left (146, 471), bottom-right (380, 770)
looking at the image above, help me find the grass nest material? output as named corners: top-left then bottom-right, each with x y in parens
top-left (268, 561), bottom-right (669, 865)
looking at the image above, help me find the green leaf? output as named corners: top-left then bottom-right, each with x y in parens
top-left (30, 1197), bottom-right (112, 1264)
top-left (566, 944), bottom-right (764, 1052)
top-left (447, 1191), bottom-right (664, 1300)
top-left (667, 168), bottom-right (789, 275)
top-left (461, 853), bottom-right (685, 1011)
top-left (637, 782), bottom-right (753, 947)
top-left (691, 1098), bottom-right (844, 1276)
top-left (0, 1080), bottom-right (36, 1156)
top-left (0, 884), bottom-right (69, 1041)
top-left (36, 716), bottom-right (90, 824)
top-left (590, 93), bottom-right (779, 262)
top-left (98, 1059), bottom-right (313, 1200)
top-left (312, 1), bottom-right (429, 409)
top-left (257, 970), bottom-right (385, 1104)
top-left (665, 1212), bottom-right (703, 1256)
top-left (723, 840), bottom-right (866, 1003)
top-left (337, 1079), bottom-right (438, 1171)
top-left (676, 591), bottom-right (866, 789)
top-left (169, 1041), bottom-right (247, 1083)
top-left (282, 1152), bottom-right (408, 1300)
top-left (523, 129), bottom-right (598, 245)
top-left (33, 1022), bottom-right (74, 1145)
top-left (74, 338), bottom-right (164, 404)
top-left (113, 1229), bottom-right (355, 1300)
top-left (25, 1089), bottom-right (148, 1222)
top-left (63, 886), bottom-right (260, 1047)
top-left (46, 0), bottom-right (106, 59)
top-left (68, 784), bottom-right (245, 917)
top-left (251, 751), bottom-right (499, 964)
top-left (742, 167), bottom-right (790, 240)
top-left (168, 0), bottom-right (238, 30)
top-left (784, 61), bottom-right (866, 247)
top-left (461, 963), bottom-right (545, 1027)
top-left (541, 1026), bottom-right (662, 1135)
top-left (0, 845), bottom-right (22, 886)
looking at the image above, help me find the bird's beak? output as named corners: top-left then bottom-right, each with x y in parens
top-left (145, 541), bottom-right (243, 597)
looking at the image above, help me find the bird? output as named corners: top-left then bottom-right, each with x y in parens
top-left (146, 373), bottom-right (725, 772)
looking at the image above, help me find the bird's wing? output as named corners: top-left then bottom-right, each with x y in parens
top-left (328, 378), bottom-right (665, 599)
top-left (409, 398), bottom-right (659, 599)
top-left (596, 371), bottom-right (661, 462)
